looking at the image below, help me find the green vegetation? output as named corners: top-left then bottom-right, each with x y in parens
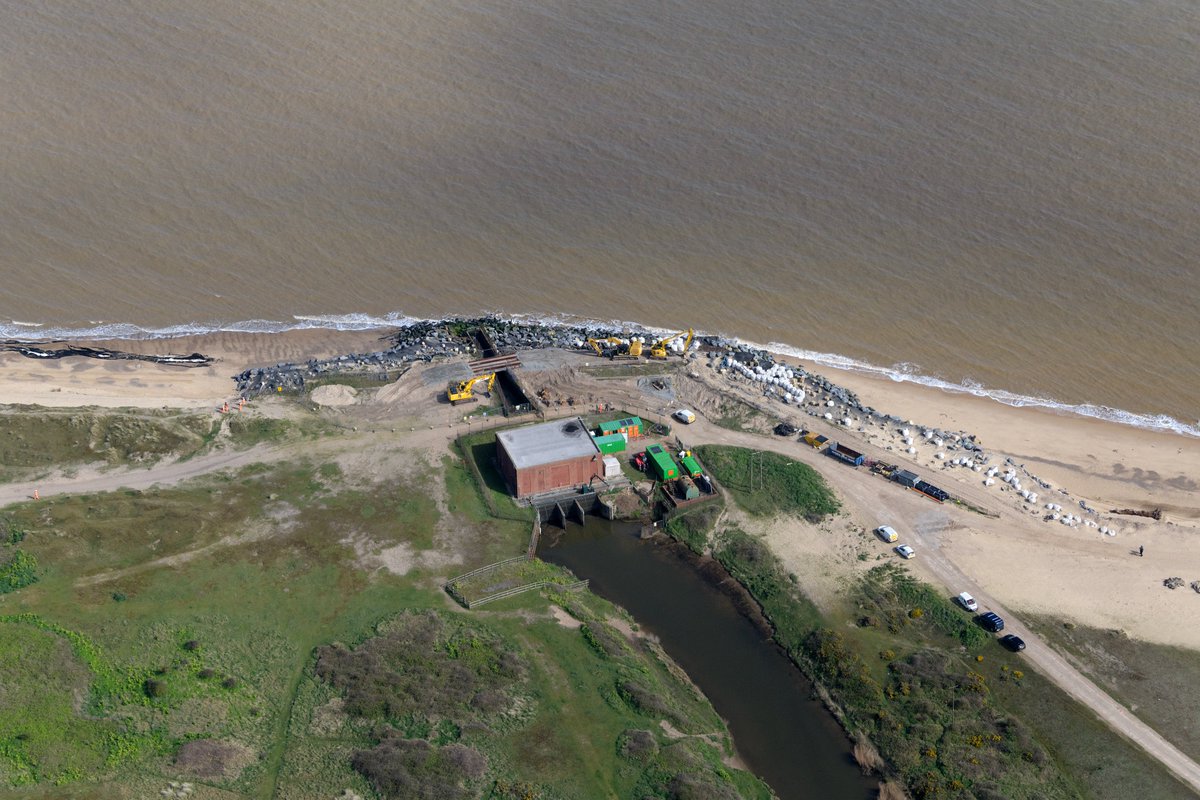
top-left (446, 558), bottom-right (580, 607)
top-left (695, 445), bottom-right (840, 520)
top-left (0, 549), bottom-right (39, 593)
top-left (857, 564), bottom-right (991, 651)
top-left (664, 502), bottom-right (723, 554)
top-left (1023, 614), bottom-right (1200, 766)
top-left (0, 409), bottom-right (214, 481)
top-left (710, 528), bottom-right (823, 645)
top-left (0, 408), bottom-right (770, 799)
top-left (455, 429), bottom-right (535, 523)
top-left (226, 415), bottom-right (292, 445)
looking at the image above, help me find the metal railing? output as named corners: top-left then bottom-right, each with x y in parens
top-left (468, 579), bottom-right (589, 608)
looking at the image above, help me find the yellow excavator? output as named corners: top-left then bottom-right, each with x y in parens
top-left (648, 329), bottom-right (694, 359)
top-left (587, 337), bottom-right (621, 356)
top-left (587, 337), bottom-right (642, 359)
top-left (447, 372), bottom-right (496, 405)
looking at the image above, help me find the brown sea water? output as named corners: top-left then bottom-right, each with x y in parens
top-left (2, 0), bottom-right (1197, 429)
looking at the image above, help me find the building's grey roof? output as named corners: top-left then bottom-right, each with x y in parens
top-left (497, 417), bottom-right (600, 469)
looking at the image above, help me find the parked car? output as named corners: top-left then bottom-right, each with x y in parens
top-left (895, 544), bottom-right (915, 559)
top-left (999, 634), bottom-right (1026, 652)
top-left (876, 525), bottom-right (899, 543)
top-left (977, 612), bottom-right (1005, 633)
top-left (957, 592), bottom-right (978, 612)
top-left (673, 409), bottom-right (696, 424)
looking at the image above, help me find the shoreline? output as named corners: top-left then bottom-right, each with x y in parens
top-left (3, 319), bottom-right (1198, 519)
top-left (4, 313), bottom-right (1196, 438)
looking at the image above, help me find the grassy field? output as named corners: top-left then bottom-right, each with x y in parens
top-left (0, 409), bottom-right (215, 482)
top-left (694, 444), bottom-right (840, 520)
top-left (0, 409), bottom-right (773, 799)
top-left (453, 429), bottom-right (535, 524)
top-left (1021, 613), bottom-right (1200, 767)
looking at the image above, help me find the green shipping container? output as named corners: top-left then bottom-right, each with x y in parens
top-left (598, 416), bottom-right (643, 438)
top-left (645, 444), bottom-right (678, 481)
top-left (679, 454), bottom-right (702, 478)
top-left (594, 433), bottom-right (627, 454)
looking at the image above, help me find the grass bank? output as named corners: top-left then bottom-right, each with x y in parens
top-left (694, 444), bottom-right (839, 520)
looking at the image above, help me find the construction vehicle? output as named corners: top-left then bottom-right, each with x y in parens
top-left (648, 329), bottom-right (694, 360)
top-left (586, 336), bottom-right (642, 360)
top-left (446, 372), bottom-right (496, 405)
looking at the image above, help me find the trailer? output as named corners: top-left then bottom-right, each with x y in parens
top-left (826, 441), bottom-right (865, 467)
top-left (802, 431), bottom-right (830, 450)
top-left (678, 451), bottom-right (703, 478)
top-left (645, 444), bottom-right (679, 481)
top-left (914, 480), bottom-right (949, 503)
top-left (892, 469), bottom-right (919, 488)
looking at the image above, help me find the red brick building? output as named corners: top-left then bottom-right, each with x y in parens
top-left (496, 417), bottom-right (603, 498)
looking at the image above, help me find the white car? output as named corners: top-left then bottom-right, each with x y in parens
top-left (957, 592), bottom-right (978, 612)
top-left (673, 409), bottom-right (696, 424)
top-left (895, 544), bottom-right (915, 559)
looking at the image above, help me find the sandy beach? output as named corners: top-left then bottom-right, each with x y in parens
top-left (3, 326), bottom-right (1199, 652)
top-left (0, 329), bottom-right (390, 410)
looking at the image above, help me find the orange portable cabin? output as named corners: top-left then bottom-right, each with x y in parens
top-left (598, 416), bottom-right (643, 439)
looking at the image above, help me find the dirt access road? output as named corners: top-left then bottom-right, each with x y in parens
top-left (676, 416), bottom-right (1200, 796)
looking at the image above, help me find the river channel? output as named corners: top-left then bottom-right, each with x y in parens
top-left (538, 519), bottom-right (875, 800)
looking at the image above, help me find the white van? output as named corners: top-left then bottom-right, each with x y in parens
top-left (673, 409), bottom-right (697, 424)
top-left (875, 525), bottom-right (899, 543)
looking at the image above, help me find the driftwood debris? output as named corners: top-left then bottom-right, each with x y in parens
top-left (0, 342), bottom-right (212, 367)
top-left (1109, 507), bottom-right (1162, 521)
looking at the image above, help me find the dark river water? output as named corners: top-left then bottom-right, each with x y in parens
top-left (538, 519), bottom-right (874, 800)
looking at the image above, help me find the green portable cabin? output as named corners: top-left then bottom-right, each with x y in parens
top-left (594, 432), bottom-right (628, 454)
top-left (598, 416), bottom-right (643, 439)
top-left (645, 444), bottom-right (679, 481)
top-left (679, 453), bottom-right (703, 478)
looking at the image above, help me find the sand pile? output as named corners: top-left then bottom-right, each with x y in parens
top-left (310, 385), bottom-right (359, 407)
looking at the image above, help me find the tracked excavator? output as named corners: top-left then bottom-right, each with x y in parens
top-left (446, 372), bottom-right (496, 405)
top-left (586, 337), bottom-right (642, 360)
top-left (648, 329), bottom-right (694, 359)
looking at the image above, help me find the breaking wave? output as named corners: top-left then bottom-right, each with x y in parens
top-left (763, 342), bottom-right (1200, 439)
top-left (2, 312), bottom-right (1196, 438)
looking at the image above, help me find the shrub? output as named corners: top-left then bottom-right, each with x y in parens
top-left (351, 736), bottom-right (487, 800)
top-left (617, 729), bottom-right (658, 760)
top-left (198, 668), bottom-right (217, 679)
top-left (0, 550), bottom-right (38, 594)
top-left (143, 678), bottom-right (166, 699)
top-left (315, 611), bottom-right (525, 727)
top-left (182, 640), bottom-right (200, 651)
top-left (221, 677), bottom-right (238, 689)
